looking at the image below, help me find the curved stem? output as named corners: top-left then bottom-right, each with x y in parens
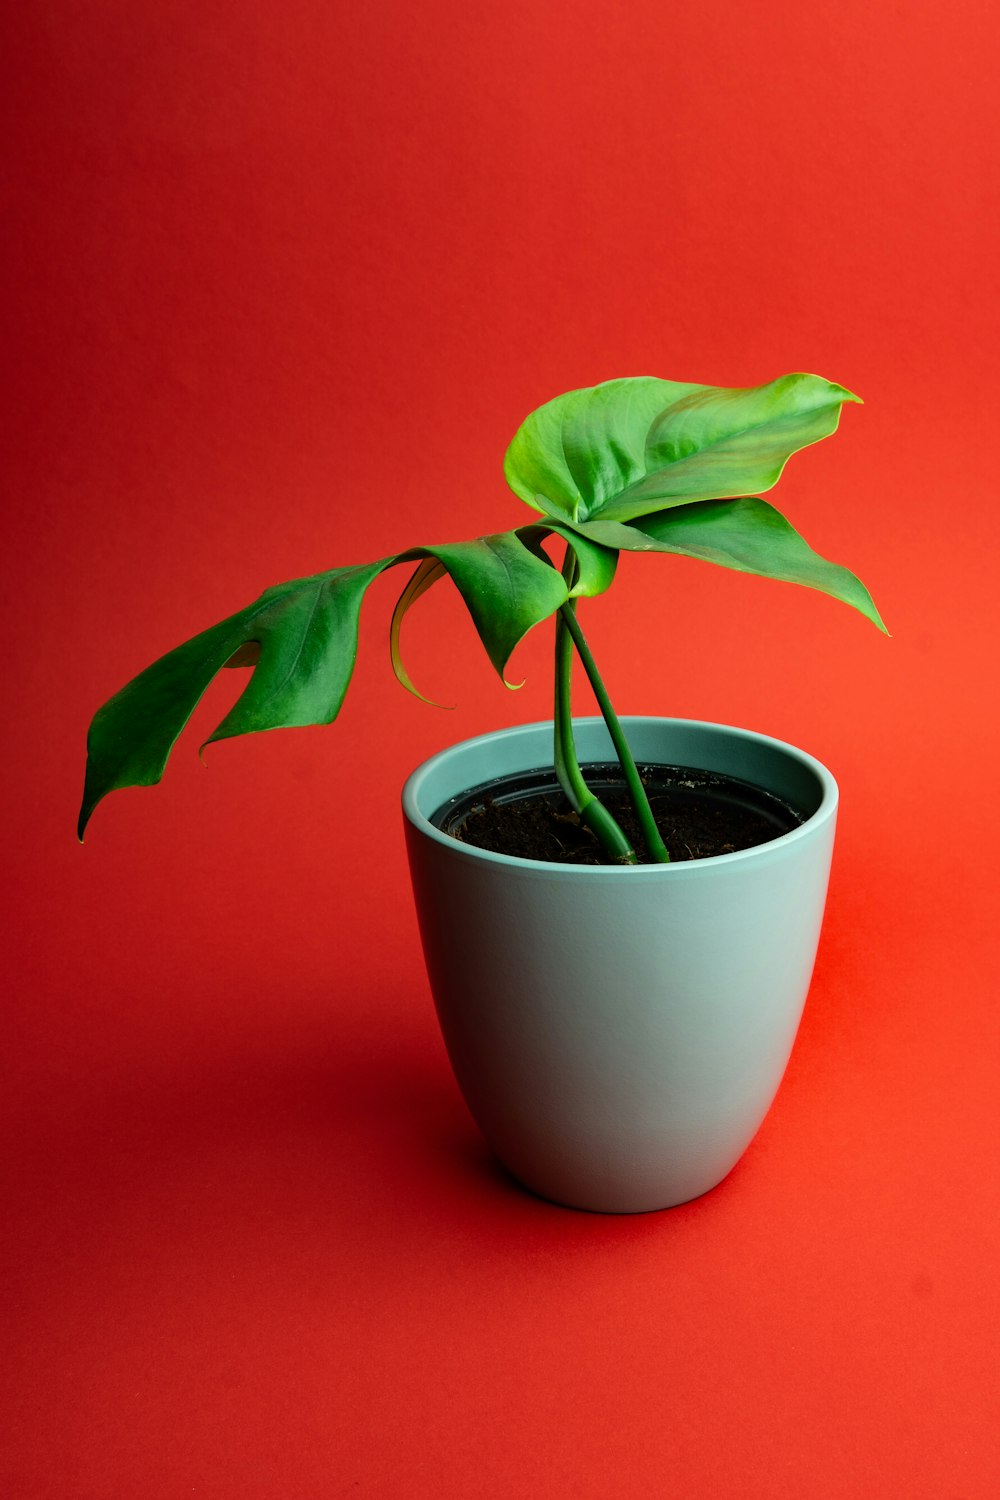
top-left (559, 598), bottom-right (672, 866)
top-left (554, 553), bottom-right (637, 864)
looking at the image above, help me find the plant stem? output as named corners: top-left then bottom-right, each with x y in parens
top-left (558, 590), bottom-right (672, 866)
top-left (554, 557), bottom-right (637, 865)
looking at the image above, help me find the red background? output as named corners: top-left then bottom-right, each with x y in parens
top-left (4, 3), bottom-right (998, 1495)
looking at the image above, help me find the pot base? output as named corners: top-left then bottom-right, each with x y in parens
top-left (503, 1159), bottom-right (739, 1215)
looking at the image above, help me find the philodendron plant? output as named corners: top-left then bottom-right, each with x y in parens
top-left (79, 373), bottom-right (885, 862)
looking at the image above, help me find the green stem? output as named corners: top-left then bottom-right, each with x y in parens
top-left (559, 598), bottom-right (672, 866)
top-left (554, 555), bottom-right (637, 865)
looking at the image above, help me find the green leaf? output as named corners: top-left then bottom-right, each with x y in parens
top-left (78, 562), bottom-right (388, 839)
top-left (504, 373), bottom-right (861, 524)
top-left (207, 564), bottom-right (390, 743)
top-left (408, 533), bottom-right (569, 684)
top-left (504, 377), bottom-right (704, 521)
top-left (389, 525), bottom-right (619, 700)
top-left (519, 522), bottom-right (619, 599)
top-left (570, 498), bottom-right (887, 631)
top-left (389, 558), bottom-right (450, 704)
top-left (80, 530), bottom-right (584, 837)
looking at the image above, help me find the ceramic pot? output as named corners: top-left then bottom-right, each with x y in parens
top-left (402, 717), bottom-right (837, 1213)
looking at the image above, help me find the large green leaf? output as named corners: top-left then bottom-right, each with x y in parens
top-left (79, 528), bottom-right (593, 838)
top-left (389, 523), bottom-right (616, 699)
top-left (504, 373), bottom-right (860, 524)
top-left (405, 532), bottom-right (568, 681)
top-left (504, 377), bottom-right (703, 522)
top-left (570, 498), bottom-right (887, 631)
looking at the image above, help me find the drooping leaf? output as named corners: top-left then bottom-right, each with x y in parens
top-left (504, 373), bottom-right (861, 524)
top-left (407, 533), bottom-right (568, 684)
top-left (386, 532), bottom-right (566, 697)
top-left (389, 558), bottom-right (449, 704)
top-left (389, 524), bottom-right (617, 700)
top-left (569, 498), bottom-right (887, 631)
top-left (78, 562), bottom-right (388, 839)
top-left (80, 528), bottom-right (591, 837)
top-left (206, 565), bottom-right (389, 744)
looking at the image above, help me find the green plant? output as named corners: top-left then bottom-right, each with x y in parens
top-left (78, 372), bottom-right (886, 861)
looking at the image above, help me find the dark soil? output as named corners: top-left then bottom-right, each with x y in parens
top-left (434, 762), bottom-right (802, 865)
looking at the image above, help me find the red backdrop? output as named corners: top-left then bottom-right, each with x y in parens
top-left (4, 3), bottom-right (998, 1496)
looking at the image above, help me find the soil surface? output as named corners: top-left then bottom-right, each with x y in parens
top-left (437, 763), bottom-right (802, 865)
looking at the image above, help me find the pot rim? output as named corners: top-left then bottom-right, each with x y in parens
top-left (402, 716), bottom-right (838, 876)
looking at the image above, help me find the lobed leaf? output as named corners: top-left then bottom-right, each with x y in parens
top-left (206, 565), bottom-right (388, 744)
top-left (389, 524), bottom-right (617, 699)
top-left (78, 562), bottom-right (388, 839)
top-left (80, 526), bottom-right (608, 837)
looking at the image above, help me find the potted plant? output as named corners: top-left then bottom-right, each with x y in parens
top-left (79, 373), bottom-right (885, 1212)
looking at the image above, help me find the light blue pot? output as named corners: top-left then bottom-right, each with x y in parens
top-left (402, 718), bottom-right (837, 1213)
